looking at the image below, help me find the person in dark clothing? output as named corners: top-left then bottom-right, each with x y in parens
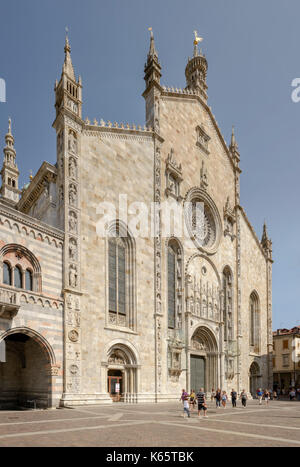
top-left (196, 388), bottom-right (208, 419)
top-left (231, 389), bottom-right (237, 408)
top-left (215, 388), bottom-right (222, 408)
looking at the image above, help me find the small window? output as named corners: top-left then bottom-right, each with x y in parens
top-left (3, 262), bottom-right (12, 285)
top-left (14, 266), bottom-right (22, 289)
top-left (25, 269), bottom-right (33, 291)
top-left (282, 354), bottom-right (289, 367)
top-left (283, 340), bottom-right (289, 350)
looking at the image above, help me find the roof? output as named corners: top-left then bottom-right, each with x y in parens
top-left (273, 326), bottom-right (300, 336)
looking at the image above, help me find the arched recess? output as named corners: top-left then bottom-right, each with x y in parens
top-left (249, 361), bottom-right (262, 396)
top-left (0, 244), bottom-right (42, 293)
top-left (0, 328), bottom-right (56, 409)
top-left (106, 220), bottom-right (136, 331)
top-left (105, 340), bottom-right (139, 403)
top-left (190, 326), bottom-right (219, 393)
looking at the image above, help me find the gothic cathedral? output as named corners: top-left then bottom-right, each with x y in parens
top-left (0, 33), bottom-right (273, 407)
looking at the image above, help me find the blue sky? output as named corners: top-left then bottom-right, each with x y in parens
top-left (0, 0), bottom-right (299, 330)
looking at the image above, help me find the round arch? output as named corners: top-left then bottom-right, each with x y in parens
top-left (0, 328), bottom-right (55, 409)
top-left (0, 327), bottom-right (56, 366)
top-left (0, 244), bottom-right (42, 292)
top-left (104, 339), bottom-right (139, 403)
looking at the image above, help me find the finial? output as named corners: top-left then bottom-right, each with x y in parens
top-left (8, 117), bottom-right (11, 134)
top-left (29, 170), bottom-right (33, 181)
top-left (148, 27), bottom-right (158, 59)
top-left (64, 26), bottom-right (71, 54)
top-left (193, 30), bottom-right (203, 57)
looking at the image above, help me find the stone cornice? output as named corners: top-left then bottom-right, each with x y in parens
top-left (238, 205), bottom-right (273, 263)
top-left (161, 88), bottom-right (241, 175)
top-left (82, 123), bottom-right (164, 144)
top-left (17, 162), bottom-right (57, 214)
top-left (0, 200), bottom-right (64, 241)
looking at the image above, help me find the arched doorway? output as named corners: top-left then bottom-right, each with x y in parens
top-left (190, 327), bottom-right (218, 393)
top-left (249, 362), bottom-right (261, 397)
top-left (0, 331), bottom-right (53, 409)
top-left (107, 345), bottom-right (138, 403)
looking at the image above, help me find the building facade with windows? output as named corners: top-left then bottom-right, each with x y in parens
top-left (0, 33), bottom-right (273, 407)
top-left (273, 326), bottom-right (300, 393)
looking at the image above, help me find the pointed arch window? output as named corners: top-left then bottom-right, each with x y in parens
top-left (109, 237), bottom-right (126, 316)
top-left (250, 291), bottom-right (260, 353)
top-left (107, 223), bottom-right (136, 330)
top-left (3, 262), bottom-right (12, 286)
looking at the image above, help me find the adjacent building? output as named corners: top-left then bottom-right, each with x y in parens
top-left (273, 326), bottom-right (300, 393)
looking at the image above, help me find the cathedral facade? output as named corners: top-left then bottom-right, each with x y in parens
top-left (0, 33), bottom-right (273, 408)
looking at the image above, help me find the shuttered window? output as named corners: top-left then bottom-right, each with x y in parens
top-left (168, 246), bottom-right (176, 329)
top-left (109, 238), bottom-right (126, 316)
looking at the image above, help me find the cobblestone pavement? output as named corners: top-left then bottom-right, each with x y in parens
top-left (0, 400), bottom-right (299, 447)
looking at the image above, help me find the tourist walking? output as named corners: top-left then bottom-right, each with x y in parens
top-left (257, 388), bottom-right (263, 405)
top-left (189, 390), bottom-right (196, 411)
top-left (215, 388), bottom-right (222, 408)
top-left (211, 388), bottom-right (216, 402)
top-left (196, 388), bottom-right (208, 419)
top-left (183, 396), bottom-right (191, 418)
top-left (221, 391), bottom-right (228, 408)
top-left (264, 389), bottom-right (270, 405)
top-left (231, 389), bottom-right (237, 408)
top-left (240, 389), bottom-right (248, 408)
top-left (180, 389), bottom-right (188, 404)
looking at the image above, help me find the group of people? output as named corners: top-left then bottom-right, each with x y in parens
top-left (210, 389), bottom-right (248, 409)
top-left (180, 387), bottom-right (249, 418)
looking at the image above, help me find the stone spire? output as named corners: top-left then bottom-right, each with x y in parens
top-left (62, 31), bottom-right (76, 81)
top-left (1, 118), bottom-right (20, 204)
top-left (229, 126), bottom-right (240, 167)
top-left (54, 31), bottom-right (83, 120)
top-left (144, 28), bottom-right (162, 90)
top-left (185, 36), bottom-right (208, 101)
top-left (261, 222), bottom-right (272, 260)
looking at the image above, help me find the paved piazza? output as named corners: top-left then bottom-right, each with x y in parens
top-left (0, 400), bottom-right (299, 447)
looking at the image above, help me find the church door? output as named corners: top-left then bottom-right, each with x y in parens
top-left (107, 370), bottom-right (123, 402)
top-left (190, 355), bottom-right (206, 392)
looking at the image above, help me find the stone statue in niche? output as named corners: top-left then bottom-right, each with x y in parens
top-left (69, 158), bottom-right (77, 179)
top-left (69, 264), bottom-right (78, 288)
top-left (69, 211), bottom-right (77, 233)
top-left (69, 184), bottom-right (77, 206)
top-left (69, 238), bottom-right (77, 261)
top-left (43, 181), bottom-right (50, 198)
top-left (68, 131), bottom-right (77, 154)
